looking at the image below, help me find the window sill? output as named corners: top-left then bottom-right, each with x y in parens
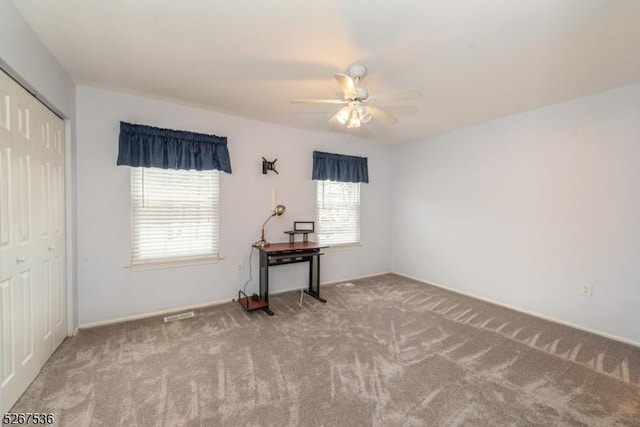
top-left (323, 243), bottom-right (363, 253)
top-left (127, 255), bottom-right (222, 271)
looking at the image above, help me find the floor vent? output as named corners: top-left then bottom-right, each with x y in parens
top-left (163, 311), bottom-right (195, 322)
top-left (337, 282), bottom-right (356, 288)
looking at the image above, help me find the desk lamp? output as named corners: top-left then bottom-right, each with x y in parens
top-left (256, 204), bottom-right (286, 247)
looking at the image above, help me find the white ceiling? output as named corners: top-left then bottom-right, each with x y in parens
top-left (10, 0), bottom-right (640, 144)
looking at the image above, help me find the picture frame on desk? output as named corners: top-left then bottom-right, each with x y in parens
top-left (294, 221), bottom-right (314, 232)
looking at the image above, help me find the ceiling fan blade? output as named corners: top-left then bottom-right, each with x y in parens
top-left (369, 89), bottom-right (422, 102)
top-left (291, 99), bottom-right (347, 104)
top-left (368, 106), bottom-right (398, 125)
top-left (334, 73), bottom-right (358, 99)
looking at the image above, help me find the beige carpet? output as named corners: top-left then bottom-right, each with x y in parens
top-left (12, 274), bottom-right (640, 426)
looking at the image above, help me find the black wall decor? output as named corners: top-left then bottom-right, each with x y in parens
top-left (262, 157), bottom-right (279, 174)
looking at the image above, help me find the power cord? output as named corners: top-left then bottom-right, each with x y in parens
top-left (242, 246), bottom-right (256, 297)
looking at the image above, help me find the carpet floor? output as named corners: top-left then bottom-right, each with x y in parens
top-left (11, 273), bottom-right (640, 426)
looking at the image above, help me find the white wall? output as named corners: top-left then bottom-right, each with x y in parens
top-left (392, 83), bottom-right (640, 344)
top-left (0, 0), bottom-right (78, 334)
top-left (0, 1), bottom-right (74, 117)
top-left (76, 86), bottom-right (392, 325)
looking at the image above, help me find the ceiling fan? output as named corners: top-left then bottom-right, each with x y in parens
top-left (292, 64), bottom-right (421, 129)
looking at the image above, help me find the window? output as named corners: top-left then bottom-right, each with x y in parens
top-left (316, 180), bottom-right (360, 245)
top-left (131, 167), bottom-right (220, 267)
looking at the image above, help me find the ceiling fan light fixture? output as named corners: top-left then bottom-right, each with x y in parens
top-left (358, 106), bottom-right (372, 123)
top-left (347, 108), bottom-right (361, 128)
top-left (336, 106), bottom-right (350, 124)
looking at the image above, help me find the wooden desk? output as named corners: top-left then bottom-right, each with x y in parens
top-left (238, 242), bottom-right (328, 315)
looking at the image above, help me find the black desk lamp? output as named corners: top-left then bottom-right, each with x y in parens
top-left (256, 204), bottom-right (286, 247)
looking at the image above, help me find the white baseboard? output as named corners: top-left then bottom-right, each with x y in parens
top-left (270, 271), bottom-right (393, 294)
top-left (79, 298), bottom-right (235, 329)
top-left (79, 271), bottom-right (392, 330)
top-left (323, 271), bottom-right (392, 286)
top-left (392, 271), bottom-right (640, 349)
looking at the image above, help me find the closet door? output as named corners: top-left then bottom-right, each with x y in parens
top-left (0, 69), bottom-right (66, 413)
top-left (45, 109), bottom-right (66, 354)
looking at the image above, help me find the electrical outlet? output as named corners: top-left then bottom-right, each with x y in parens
top-left (581, 283), bottom-right (592, 297)
top-left (236, 263), bottom-right (243, 273)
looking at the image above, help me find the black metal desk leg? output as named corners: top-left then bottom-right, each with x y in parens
top-left (260, 251), bottom-right (274, 315)
top-left (304, 254), bottom-right (326, 303)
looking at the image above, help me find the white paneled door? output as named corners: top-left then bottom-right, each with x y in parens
top-left (0, 69), bottom-right (66, 413)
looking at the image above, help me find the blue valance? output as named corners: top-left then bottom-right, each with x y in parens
top-left (117, 122), bottom-right (232, 173)
top-left (312, 151), bottom-right (369, 183)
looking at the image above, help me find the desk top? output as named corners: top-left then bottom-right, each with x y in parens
top-left (254, 241), bottom-right (328, 253)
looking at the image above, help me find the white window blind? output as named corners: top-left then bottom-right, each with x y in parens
top-left (131, 167), bottom-right (220, 266)
top-left (316, 180), bottom-right (360, 245)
